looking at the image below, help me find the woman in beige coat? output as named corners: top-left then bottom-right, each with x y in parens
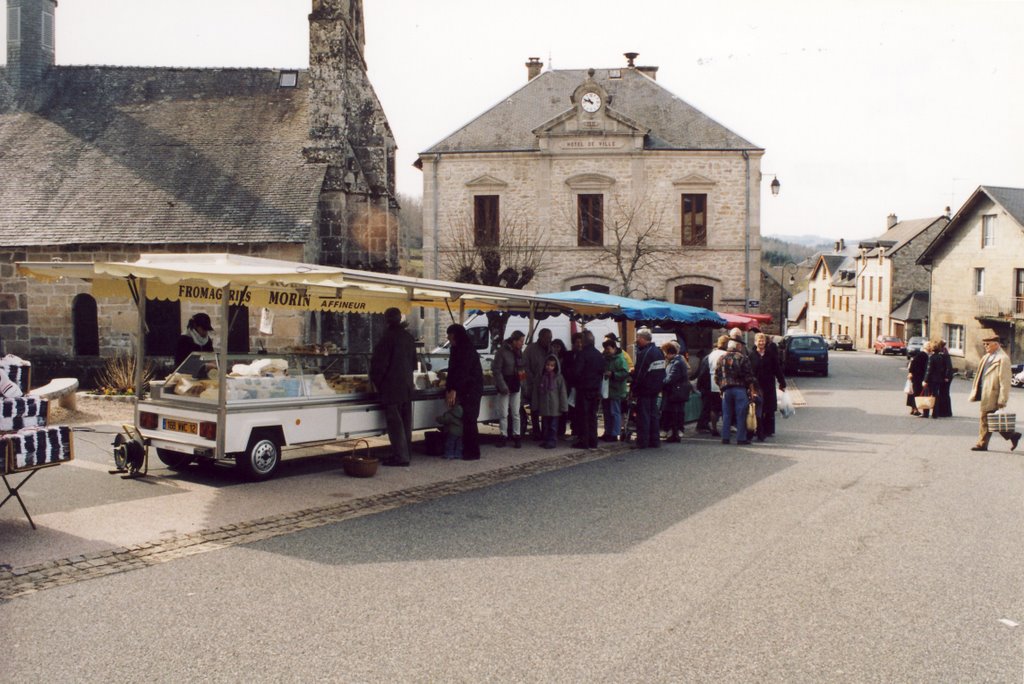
top-left (969, 334), bottom-right (1021, 451)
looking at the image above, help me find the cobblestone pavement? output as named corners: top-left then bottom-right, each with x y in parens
top-left (0, 442), bottom-right (619, 601)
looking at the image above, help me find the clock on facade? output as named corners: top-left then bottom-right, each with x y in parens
top-left (580, 92), bottom-right (602, 113)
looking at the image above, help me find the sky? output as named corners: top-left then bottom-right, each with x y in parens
top-left (4, 0), bottom-right (1022, 241)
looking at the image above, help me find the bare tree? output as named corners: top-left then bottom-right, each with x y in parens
top-left (565, 192), bottom-right (674, 298)
top-left (439, 207), bottom-right (550, 341)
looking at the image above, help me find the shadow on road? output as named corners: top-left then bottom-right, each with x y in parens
top-left (246, 445), bottom-right (797, 565)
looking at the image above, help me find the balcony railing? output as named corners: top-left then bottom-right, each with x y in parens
top-left (976, 296), bottom-right (1024, 319)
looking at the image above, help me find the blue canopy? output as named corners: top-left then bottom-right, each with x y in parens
top-left (538, 290), bottom-right (727, 327)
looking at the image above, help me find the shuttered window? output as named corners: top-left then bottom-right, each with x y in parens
top-left (578, 194), bottom-right (603, 246)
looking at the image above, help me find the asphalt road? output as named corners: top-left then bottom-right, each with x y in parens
top-left (3, 351), bottom-right (1023, 682)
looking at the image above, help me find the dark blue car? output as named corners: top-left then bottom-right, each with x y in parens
top-left (781, 334), bottom-right (830, 377)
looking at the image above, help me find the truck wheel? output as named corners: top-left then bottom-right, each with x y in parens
top-left (237, 435), bottom-right (281, 480)
top-left (156, 448), bottom-right (194, 470)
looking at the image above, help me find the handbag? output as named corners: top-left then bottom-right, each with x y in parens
top-left (914, 394), bottom-right (935, 410)
top-left (746, 403), bottom-right (757, 432)
top-left (600, 377), bottom-right (610, 400)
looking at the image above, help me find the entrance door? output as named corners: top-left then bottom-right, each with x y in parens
top-left (675, 285), bottom-right (714, 356)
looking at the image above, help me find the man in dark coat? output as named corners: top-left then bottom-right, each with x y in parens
top-left (631, 328), bottom-right (667, 449)
top-left (571, 330), bottom-right (606, 449)
top-left (370, 308), bottom-right (417, 466)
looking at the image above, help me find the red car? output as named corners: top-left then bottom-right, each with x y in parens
top-left (873, 335), bottom-right (906, 355)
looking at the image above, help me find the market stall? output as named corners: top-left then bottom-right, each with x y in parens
top-left (17, 254), bottom-right (615, 479)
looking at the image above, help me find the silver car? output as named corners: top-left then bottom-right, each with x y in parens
top-left (906, 336), bottom-right (927, 355)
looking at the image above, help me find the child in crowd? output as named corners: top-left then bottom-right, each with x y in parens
top-left (533, 355), bottom-right (568, 449)
top-left (436, 401), bottom-right (464, 459)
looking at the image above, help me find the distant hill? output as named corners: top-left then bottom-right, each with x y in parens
top-left (764, 234), bottom-right (835, 250)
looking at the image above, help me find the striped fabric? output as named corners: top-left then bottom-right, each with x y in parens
top-left (4, 426), bottom-right (73, 472)
top-left (0, 397), bottom-right (48, 432)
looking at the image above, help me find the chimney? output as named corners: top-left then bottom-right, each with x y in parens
top-left (525, 56), bottom-right (542, 81)
top-left (6, 0), bottom-right (57, 90)
top-left (636, 65), bottom-right (658, 80)
top-left (886, 213), bottom-right (898, 229)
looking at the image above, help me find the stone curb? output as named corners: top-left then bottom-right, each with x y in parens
top-left (0, 443), bottom-right (628, 601)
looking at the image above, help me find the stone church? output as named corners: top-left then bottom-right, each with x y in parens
top-left (418, 55), bottom-right (767, 349)
top-left (0, 0), bottom-right (396, 377)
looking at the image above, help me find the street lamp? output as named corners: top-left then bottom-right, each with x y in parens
top-left (779, 261), bottom-right (799, 335)
top-left (770, 175), bottom-right (781, 196)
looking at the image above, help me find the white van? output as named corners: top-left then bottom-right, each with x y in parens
top-left (423, 314), bottom-right (618, 372)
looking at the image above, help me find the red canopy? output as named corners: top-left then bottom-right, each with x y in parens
top-left (718, 312), bottom-right (772, 331)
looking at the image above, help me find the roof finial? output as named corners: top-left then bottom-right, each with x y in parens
top-left (624, 52), bottom-right (639, 67)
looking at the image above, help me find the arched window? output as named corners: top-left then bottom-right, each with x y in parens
top-left (675, 284), bottom-right (715, 356)
top-left (570, 283), bottom-right (610, 294)
top-left (72, 293), bottom-right (99, 356)
top-left (145, 299), bottom-right (181, 357)
top-left (228, 305), bottom-right (250, 354)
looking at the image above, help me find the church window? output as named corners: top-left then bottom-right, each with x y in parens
top-left (72, 294), bottom-right (99, 356)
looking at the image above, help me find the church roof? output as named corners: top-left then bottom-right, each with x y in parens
top-left (0, 66), bottom-right (326, 247)
top-left (422, 68), bottom-right (760, 155)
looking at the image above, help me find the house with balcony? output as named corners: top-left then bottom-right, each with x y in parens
top-left (918, 185), bottom-right (1024, 369)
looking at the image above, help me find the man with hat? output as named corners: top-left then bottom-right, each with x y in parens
top-left (175, 312), bottom-right (215, 367)
top-left (969, 331), bottom-right (1021, 452)
top-left (370, 307), bottom-right (417, 466)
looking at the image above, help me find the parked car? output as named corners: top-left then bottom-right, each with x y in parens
top-left (828, 334), bottom-right (854, 351)
top-left (873, 335), bottom-right (907, 355)
top-left (906, 336), bottom-right (927, 356)
top-left (780, 333), bottom-right (829, 376)
top-left (1012, 363), bottom-right (1024, 388)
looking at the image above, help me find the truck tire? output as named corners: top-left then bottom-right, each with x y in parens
top-left (156, 448), bottom-right (194, 470)
top-left (237, 433), bottom-right (281, 480)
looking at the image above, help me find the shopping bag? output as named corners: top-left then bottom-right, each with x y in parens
top-left (914, 394), bottom-right (935, 411)
top-left (567, 388), bottom-right (576, 408)
top-left (600, 377), bottom-right (610, 400)
top-left (745, 403), bottom-right (757, 432)
top-left (987, 410), bottom-right (1016, 432)
top-left (777, 389), bottom-right (795, 419)
top-left (903, 379), bottom-right (913, 395)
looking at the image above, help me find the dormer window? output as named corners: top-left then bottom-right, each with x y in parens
top-left (278, 71), bottom-right (299, 88)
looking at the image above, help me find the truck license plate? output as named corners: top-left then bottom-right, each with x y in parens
top-left (164, 418), bottom-right (198, 434)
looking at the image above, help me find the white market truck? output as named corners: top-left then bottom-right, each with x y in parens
top-left (141, 351), bottom-right (501, 479)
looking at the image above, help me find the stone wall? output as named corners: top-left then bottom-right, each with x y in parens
top-left (930, 197), bottom-right (1024, 368)
top-left (1, 242), bottom-right (309, 365)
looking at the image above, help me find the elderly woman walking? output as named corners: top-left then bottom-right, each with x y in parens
top-left (906, 341), bottom-right (929, 416)
top-left (749, 332), bottom-right (786, 440)
top-left (923, 338), bottom-right (954, 418)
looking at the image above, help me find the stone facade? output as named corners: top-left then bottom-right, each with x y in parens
top-left (853, 216), bottom-right (946, 348)
top-left (921, 187), bottom-right (1024, 369)
top-left (419, 65), bottom-right (765, 349)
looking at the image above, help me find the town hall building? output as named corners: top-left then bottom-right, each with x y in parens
top-left (418, 55), bottom-right (769, 349)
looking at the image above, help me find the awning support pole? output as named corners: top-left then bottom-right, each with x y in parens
top-left (217, 284), bottom-right (230, 460)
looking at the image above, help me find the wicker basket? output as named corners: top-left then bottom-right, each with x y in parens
top-left (987, 412), bottom-right (1016, 432)
top-left (340, 439), bottom-right (378, 478)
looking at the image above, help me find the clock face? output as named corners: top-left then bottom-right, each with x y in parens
top-left (581, 92), bottom-right (602, 113)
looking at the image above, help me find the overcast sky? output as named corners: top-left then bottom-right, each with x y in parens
top-left (5, 0), bottom-right (1022, 240)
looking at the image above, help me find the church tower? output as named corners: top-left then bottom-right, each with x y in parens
top-left (5, 0), bottom-right (57, 90)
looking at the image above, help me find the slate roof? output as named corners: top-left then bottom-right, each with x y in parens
top-left (985, 186), bottom-right (1024, 225)
top-left (422, 68), bottom-right (759, 155)
top-left (859, 216), bottom-right (947, 257)
top-left (0, 67), bottom-right (326, 247)
top-left (890, 291), bottom-right (929, 321)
